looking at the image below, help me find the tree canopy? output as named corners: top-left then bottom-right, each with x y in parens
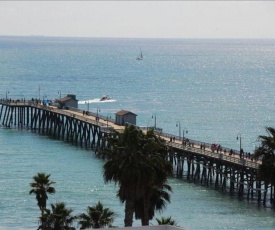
top-left (78, 201), bottom-right (115, 229)
top-left (29, 172), bottom-right (56, 214)
top-left (100, 125), bottom-right (173, 226)
top-left (38, 202), bottom-right (76, 230)
top-left (253, 127), bottom-right (275, 204)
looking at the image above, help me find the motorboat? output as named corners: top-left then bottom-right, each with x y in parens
top-left (100, 95), bottom-right (111, 101)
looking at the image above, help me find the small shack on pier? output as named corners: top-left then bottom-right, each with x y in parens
top-left (115, 110), bottom-right (137, 126)
top-left (57, 94), bottom-right (78, 109)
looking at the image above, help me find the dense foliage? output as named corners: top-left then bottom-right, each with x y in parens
top-left (29, 173), bottom-right (56, 215)
top-left (253, 127), bottom-right (275, 204)
top-left (30, 173), bottom-right (115, 229)
top-left (78, 201), bottom-right (115, 229)
top-left (156, 216), bottom-right (178, 226)
top-left (100, 125), bottom-right (173, 226)
top-left (30, 125), bottom-right (175, 229)
top-left (38, 202), bottom-right (76, 230)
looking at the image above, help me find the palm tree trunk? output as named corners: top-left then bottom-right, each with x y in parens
top-left (141, 190), bottom-right (151, 226)
top-left (141, 200), bottom-right (149, 225)
top-left (263, 181), bottom-right (268, 205)
top-left (124, 199), bottom-right (134, 227)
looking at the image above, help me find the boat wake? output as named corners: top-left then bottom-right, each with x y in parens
top-left (78, 98), bottom-right (117, 104)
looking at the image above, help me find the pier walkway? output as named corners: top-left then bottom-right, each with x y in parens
top-left (0, 100), bottom-right (261, 169)
top-left (0, 99), bottom-right (260, 170)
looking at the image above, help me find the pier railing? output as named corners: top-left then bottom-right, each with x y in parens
top-left (0, 99), bottom-right (258, 166)
top-left (158, 130), bottom-right (242, 155)
top-left (166, 141), bottom-right (260, 169)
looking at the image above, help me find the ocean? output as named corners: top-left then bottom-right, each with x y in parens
top-left (0, 36), bottom-right (275, 229)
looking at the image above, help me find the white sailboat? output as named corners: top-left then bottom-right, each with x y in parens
top-left (136, 49), bottom-right (143, 60)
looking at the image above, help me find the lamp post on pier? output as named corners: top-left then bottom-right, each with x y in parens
top-left (96, 107), bottom-right (101, 121)
top-left (152, 114), bottom-right (156, 130)
top-left (183, 128), bottom-right (188, 140)
top-left (58, 90), bottom-right (62, 99)
top-left (85, 101), bottom-right (90, 112)
top-left (106, 113), bottom-right (112, 128)
top-left (237, 134), bottom-right (242, 157)
top-left (6, 91), bottom-right (9, 100)
top-left (176, 121), bottom-right (181, 140)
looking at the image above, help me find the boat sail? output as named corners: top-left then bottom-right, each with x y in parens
top-left (136, 49), bottom-right (143, 60)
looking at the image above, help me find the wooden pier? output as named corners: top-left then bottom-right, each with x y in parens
top-left (166, 141), bottom-right (263, 201)
top-left (0, 100), bottom-right (123, 151)
top-left (0, 99), bottom-right (272, 204)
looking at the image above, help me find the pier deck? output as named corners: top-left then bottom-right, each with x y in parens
top-left (0, 99), bottom-right (260, 169)
top-left (1, 99), bottom-right (267, 202)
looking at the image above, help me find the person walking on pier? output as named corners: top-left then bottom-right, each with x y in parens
top-left (240, 148), bottom-right (244, 158)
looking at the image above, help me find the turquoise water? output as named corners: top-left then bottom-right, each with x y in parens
top-left (1, 36), bottom-right (275, 229)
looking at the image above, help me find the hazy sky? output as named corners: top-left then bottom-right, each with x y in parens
top-left (1, 1), bottom-right (275, 38)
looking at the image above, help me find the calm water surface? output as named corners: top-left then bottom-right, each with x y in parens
top-left (0, 36), bottom-right (275, 229)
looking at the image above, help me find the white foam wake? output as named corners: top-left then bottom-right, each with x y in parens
top-left (78, 98), bottom-right (117, 104)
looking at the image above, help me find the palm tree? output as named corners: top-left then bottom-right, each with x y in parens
top-left (253, 127), bottom-right (275, 204)
top-left (77, 201), bottom-right (115, 229)
top-left (134, 182), bottom-right (172, 225)
top-left (101, 125), bottom-right (151, 227)
top-left (101, 125), bottom-right (173, 226)
top-left (38, 202), bottom-right (76, 230)
top-left (29, 172), bottom-right (56, 215)
top-left (156, 216), bottom-right (178, 226)
top-left (136, 130), bottom-right (173, 225)
top-left (258, 127), bottom-right (275, 151)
